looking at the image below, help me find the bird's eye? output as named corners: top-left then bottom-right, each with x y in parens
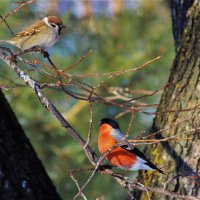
top-left (51, 23), bottom-right (56, 28)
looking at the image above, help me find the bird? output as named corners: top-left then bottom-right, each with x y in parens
top-left (98, 118), bottom-right (164, 174)
top-left (0, 16), bottom-right (65, 50)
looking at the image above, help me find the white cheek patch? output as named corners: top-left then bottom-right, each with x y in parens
top-left (43, 17), bottom-right (51, 27)
top-left (55, 25), bottom-right (59, 32)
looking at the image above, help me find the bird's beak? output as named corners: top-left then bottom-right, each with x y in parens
top-left (61, 24), bottom-right (66, 29)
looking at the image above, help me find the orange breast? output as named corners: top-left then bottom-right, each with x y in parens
top-left (98, 124), bottom-right (136, 169)
top-left (98, 124), bottom-right (116, 154)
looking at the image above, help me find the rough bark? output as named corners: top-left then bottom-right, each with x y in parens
top-left (138, 0), bottom-right (200, 199)
top-left (0, 90), bottom-right (62, 200)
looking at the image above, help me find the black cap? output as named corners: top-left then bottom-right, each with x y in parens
top-left (100, 118), bottom-right (120, 129)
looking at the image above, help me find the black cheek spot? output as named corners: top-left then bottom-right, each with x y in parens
top-left (58, 27), bottom-right (62, 35)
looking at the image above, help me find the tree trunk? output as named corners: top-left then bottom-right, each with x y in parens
top-left (0, 91), bottom-right (62, 200)
top-left (170, 0), bottom-right (194, 51)
top-left (138, 0), bottom-right (200, 199)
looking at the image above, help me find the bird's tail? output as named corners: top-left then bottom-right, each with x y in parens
top-left (144, 159), bottom-right (165, 174)
top-left (0, 40), bottom-right (18, 48)
top-left (130, 155), bottom-right (165, 174)
top-left (124, 146), bottom-right (165, 174)
top-left (0, 40), bottom-right (9, 44)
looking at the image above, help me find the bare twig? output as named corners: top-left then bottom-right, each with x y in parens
top-left (128, 127), bottom-right (199, 145)
top-left (62, 49), bottom-right (93, 72)
top-left (125, 111), bottom-right (135, 137)
top-left (125, 181), bottom-right (199, 200)
top-left (74, 141), bottom-right (124, 199)
top-left (142, 118), bottom-right (192, 139)
top-left (0, 0), bottom-right (36, 22)
top-left (137, 182), bottom-right (151, 200)
top-left (68, 170), bottom-right (88, 200)
top-left (107, 86), bottom-right (163, 103)
top-left (67, 167), bottom-right (95, 173)
top-left (129, 137), bottom-right (192, 145)
top-left (115, 110), bottom-right (131, 119)
top-left (84, 102), bottom-right (93, 149)
top-left (88, 56), bottom-right (161, 100)
top-left (0, 15), bottom-right (15, 35)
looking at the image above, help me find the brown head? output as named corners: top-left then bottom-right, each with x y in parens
top-left (43, 16), bottom-right (66, 34)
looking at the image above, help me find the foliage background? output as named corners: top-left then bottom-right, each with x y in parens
top-left (0, 0), bottom-right (174, 199)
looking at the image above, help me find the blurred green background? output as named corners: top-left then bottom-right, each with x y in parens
top-left (0, 0), bottom-right (174, 199)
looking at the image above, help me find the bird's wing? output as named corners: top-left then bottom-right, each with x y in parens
top-left (13, 21), bottom-right (46, 38)
top-left (120, 142), bottom-right (164, 174)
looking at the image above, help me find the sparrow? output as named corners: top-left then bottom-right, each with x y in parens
top-left (0, 16), bottom-right (65, 50)
top-left (98, 118), bottom-right (164, 173)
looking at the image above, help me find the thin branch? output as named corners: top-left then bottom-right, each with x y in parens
top-left (128, 127), bottom-right (199, 145)
top-left (125, 111), bottom-right (135, 137)
top-left (142, 118), bottom-right (192, 139)
top-left (0, 15), bottom-right (15, 35)
top-left (88, 56), bottom-right (161, 100)
top-left (127, 182), bottom-right (199, 200)
top-left (34, 79), bottom-right (200, 116)
top-left (137, 182), bottom-right (151, 200)
top-left (74, 141), bottom-right (124, 199)
top-left (115, 110), bottom-right (131, 119)
top-left (107, 86), bottom-right (163, 102)
top-left (68, 170), bottom-right (88, 200)
top-left (66, 167), bottom-right (95, 173)
top-left (84, 102), bottom-right (93, 149)
top-left (0, 0), bottom-right (36, 22)
top-left (69, 56), bottom-right (160, 78)
top-left (62, 49), bottom-right (93, 72)
top-left (129, 137), bottom-right (192, 145)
